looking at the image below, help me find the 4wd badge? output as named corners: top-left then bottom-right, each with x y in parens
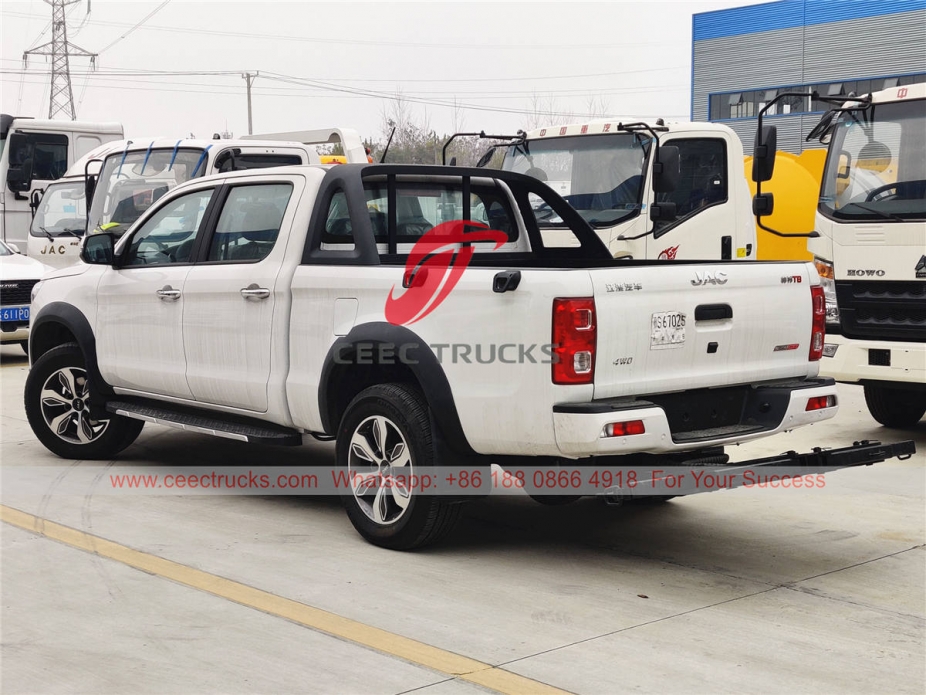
top-left (916, 255), bottom-right (926, 279)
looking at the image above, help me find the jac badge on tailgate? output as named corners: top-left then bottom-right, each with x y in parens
top-left (691, 270), bottom-right (728, 286)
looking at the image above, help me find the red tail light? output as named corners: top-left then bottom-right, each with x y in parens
top-left (552, 298), bottom-right (596, 384)
top-left (809, 285), bottom-right (826, 361)
top-left (806, 395), bottom-right (836, 411)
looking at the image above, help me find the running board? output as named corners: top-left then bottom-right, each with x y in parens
top-left (106, 400), bottom-right (303, 446)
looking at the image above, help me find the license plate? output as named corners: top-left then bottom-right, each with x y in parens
top-left (0, 306), bottom-right (30, 323)
top-left (651, 311), bottom-right (686, 350)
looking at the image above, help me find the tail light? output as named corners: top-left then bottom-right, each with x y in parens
top-left (806, 395), bottom-right (836, 411)
top-left (552, 298), bottom-right (596, 384)
top-left (809, 285), bottom-right (826, 361)
top-left (603, 420), bottom-right (645, 437)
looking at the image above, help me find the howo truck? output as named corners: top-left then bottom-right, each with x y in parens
top-left (751, 84), bottom-right (926, 428)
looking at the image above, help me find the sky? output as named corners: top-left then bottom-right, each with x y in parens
top-left (1, 0), bottom-right (770, 143)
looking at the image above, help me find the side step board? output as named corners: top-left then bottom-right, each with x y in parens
top-left (106, 400), bottom-right (303, 446)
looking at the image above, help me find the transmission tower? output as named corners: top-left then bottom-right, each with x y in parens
top-left (23, 0), bottom-right (96, 120)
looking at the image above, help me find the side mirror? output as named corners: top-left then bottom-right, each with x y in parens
top-left (85, 174), bottom-right (98, 210)
top-left (80, 233), bottom-right (116, 265)
top-left (752, 125), bottom-right (777, 182)
top-left (652, 145), bottom-right (680, 193)
top-left (650, 201), bottom-right (677, 222)
top-left (30, 188), bottom-right (44, 218)
top-left (753, 192), bottom-right (775, 217)
top-left (6, 162), bottom-right (32, 193)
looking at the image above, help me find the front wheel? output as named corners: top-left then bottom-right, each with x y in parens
top-left (864, 384), bottom-right (926, 429)
top-left (24, 343), bottom-right (144, 459)
top-left (337, 383), bottom-right (462, 550)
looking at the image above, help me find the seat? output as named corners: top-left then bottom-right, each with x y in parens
top-left (225, 203), bottom-right (283, 261)
top-left (396, 196), bottom-right (432, 237)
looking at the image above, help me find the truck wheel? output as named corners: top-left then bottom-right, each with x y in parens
top-left (337, 383), bottom-right (462, 550)
top-left (863, 385), bottom-right (926, 429)
top-left (24, 343), bottom-right (144, 460)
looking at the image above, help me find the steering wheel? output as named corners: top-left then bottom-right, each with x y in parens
top-left (865, 182), bottom-right (901, 202)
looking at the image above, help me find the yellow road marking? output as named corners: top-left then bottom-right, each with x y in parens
top-left (1, 504), bottom-right (570, 695)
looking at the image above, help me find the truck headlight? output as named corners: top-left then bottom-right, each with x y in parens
top-left (813, 257), bottom-right (839, 327)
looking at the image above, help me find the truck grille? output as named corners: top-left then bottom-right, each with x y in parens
top-left (835, 280), bottom-right (926, 343)
top-left (0, 280), bottom-right (38, 306)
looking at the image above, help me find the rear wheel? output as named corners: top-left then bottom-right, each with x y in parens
top-left (864, 384), bottom-right (926, 429)
top-left (24, 343), bottom-right (143, 459)
top-left (337, 383), bottom-right (462, 550)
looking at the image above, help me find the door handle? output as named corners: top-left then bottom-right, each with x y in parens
top-left (240, 284), bottom-right (271, 301)
top-left (156, 286), bottom-right (181, 301)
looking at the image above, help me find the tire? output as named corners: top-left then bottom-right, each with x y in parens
top-left (19, 340), bottom-right (29, 357)
top-left (337, 383), bottom-right (462, 550)
top-left (864, 384), bottom-right (926, 429)
top-left (24, 343), bottom-right (144, 459)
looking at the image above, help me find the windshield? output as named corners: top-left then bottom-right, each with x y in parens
top-left (501, 133), bottom-right (650, 228)
top-left (30, 180), bottom-right (88, 237)
top-left (87, 148), bottom-right (206, 234)
top-left (820, 99), bottom-right (926, 221)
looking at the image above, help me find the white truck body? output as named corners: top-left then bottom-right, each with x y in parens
top-left (0, 115), bottom-right (123, 249)
top-left (807, 83), bottom-right (926, 427)
top-left (27, 163), bottom-right (913, 548)
top-left (501, 120), bottom-right (756, 261)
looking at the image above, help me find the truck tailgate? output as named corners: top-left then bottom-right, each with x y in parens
top-left (590, 262), bottom-right (818, 399)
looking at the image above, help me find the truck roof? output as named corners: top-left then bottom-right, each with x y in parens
top-left (521, 119), bottom-right (737, 140)
top-left (868, 82), bottom-right (925, 104)
top-left (1, 115), bottom-right (123, 136)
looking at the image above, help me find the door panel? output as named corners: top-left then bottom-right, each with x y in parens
top-left (183, 182), bottom-right (293, 411)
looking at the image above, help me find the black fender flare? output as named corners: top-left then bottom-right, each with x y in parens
top-left (30, 302), bottom-right (113, 397)
top-left (318, 322), bottom-right (475, 456)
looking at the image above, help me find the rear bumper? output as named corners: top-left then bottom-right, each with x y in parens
top-left (821, 334), bottom-right (926, 386)
top-left (552, 378), bottom-right (838, 457)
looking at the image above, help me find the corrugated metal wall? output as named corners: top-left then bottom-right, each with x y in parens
top-left (692, 7), bottom-right (926, 153)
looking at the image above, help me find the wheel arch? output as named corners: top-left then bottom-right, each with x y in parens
top-left (318, 322), bottom-right (475, 456)
top-left (30, 302), bottom-right (113, 396)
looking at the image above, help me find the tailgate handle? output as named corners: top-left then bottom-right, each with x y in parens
top-left (493, 270), bottom-right (521, 293)
top-left (695, 303), bottom-right (732, 321)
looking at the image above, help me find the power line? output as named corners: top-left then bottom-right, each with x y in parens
top-left (97, 0), bottom-right (172, 54)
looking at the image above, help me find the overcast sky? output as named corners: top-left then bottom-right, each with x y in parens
top-left (2, 0), bottom-right (768, 143)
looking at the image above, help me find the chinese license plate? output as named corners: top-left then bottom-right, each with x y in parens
top-left (651, 311), bottom-right (686, 350)
top-left (0, 306), bottom-right (29, 323)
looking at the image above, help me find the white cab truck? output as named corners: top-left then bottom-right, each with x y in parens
top-left (1, 115), bottom-right (123, 249)
top-left (28, 128), bottom-right (369, 268)
top-left (25, 163), bottom-right (914, 548)
top-left (448, 120), bottom-right (756, 261)
top-left (751, 84), bottom-right (926, 428)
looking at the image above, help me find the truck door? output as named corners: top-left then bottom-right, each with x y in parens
top-left (2, 131), bottom-right (70, 248)
top-left (646, 137), bottom-right (730, 260)
top-left (181, 178), bottom-right (300, 412)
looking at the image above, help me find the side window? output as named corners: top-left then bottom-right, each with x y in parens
top-left (654, 138), bottom-right (727, 236)
top-left (206, 183), bottom-right (292, 262)
top-left (123, 189), bottom-right (214, 266)
top-left (5, 133), bottom-right (69, 191)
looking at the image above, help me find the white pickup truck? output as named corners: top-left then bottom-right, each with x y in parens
top-left (25, 163), bottom-right (914, 549)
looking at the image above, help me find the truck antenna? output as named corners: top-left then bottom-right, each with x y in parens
top-left (380, 127), bottom-right (396, 163)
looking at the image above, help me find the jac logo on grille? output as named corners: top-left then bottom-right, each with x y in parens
top-left (846, 269), bottom-right (886, 277)
top-left (691, 271), bottom-right (728, 286)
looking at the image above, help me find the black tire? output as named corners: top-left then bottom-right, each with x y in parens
top-left (19, 340), bottom-right (29, 357)
top-left (337, 383), bottom-right (462, 550)
top-left (864, 384), bottom-right (926, 429)
top-left (24, 343), bottom-right (144, 459)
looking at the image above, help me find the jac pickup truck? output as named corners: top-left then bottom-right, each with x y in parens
top-left (25, 164), bottom-right (914, 548)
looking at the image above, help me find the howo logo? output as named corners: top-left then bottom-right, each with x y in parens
top-left (385, 220), bottom-right (507, 326)
top-left (846, 269), bottom-right (886, 277)
top-left (691, 270), bottom-right (728, 286)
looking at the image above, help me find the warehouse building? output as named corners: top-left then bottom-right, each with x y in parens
top-left (691, 0), bottom-right (926, 153)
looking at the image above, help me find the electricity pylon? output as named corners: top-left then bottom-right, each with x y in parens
top-left (23, 0), bottom-right (97, 120)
